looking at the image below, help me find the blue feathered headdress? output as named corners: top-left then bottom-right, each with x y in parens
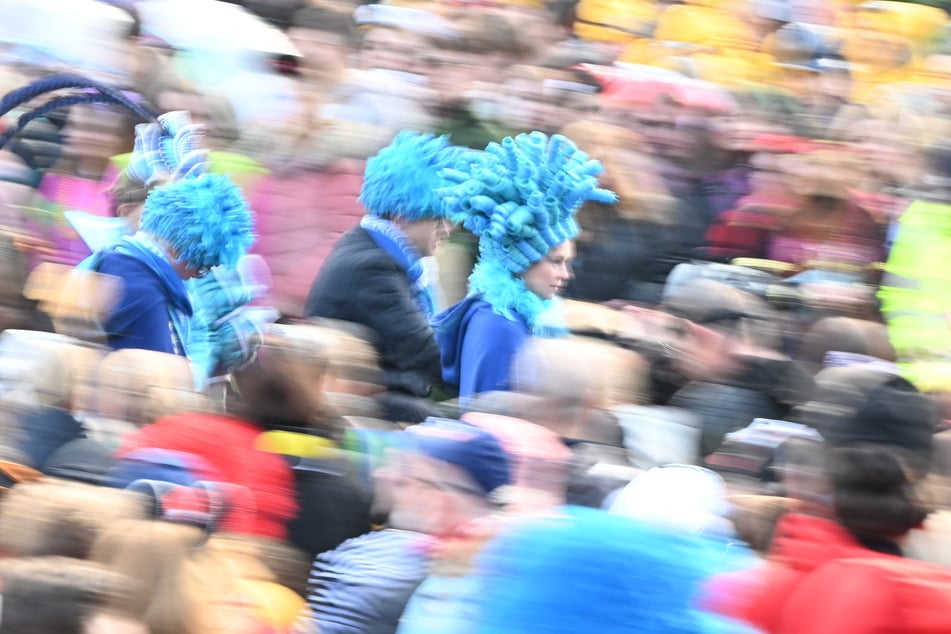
top-left (439, 131), bottom-right (616, 273)
top-left (359, 130), bottom-right (467, 222)
top-left (141, 173), bottom-right (254, 270)
top-left (472, 506), bottom-right (741, 634)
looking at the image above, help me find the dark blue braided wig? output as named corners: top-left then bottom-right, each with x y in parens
top-left (0, 73), bottom-right (158, 143)
top-left (0, 73), bottom-right (254, 270)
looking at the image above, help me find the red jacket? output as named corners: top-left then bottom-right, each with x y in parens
top-left (121, 413), bottom-right (297, 540)
top-left (711, 513), bottom-right (951, 633)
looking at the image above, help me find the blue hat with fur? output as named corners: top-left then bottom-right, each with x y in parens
top-left (359, 130), bottom-right (467, 222)
top-left (472, 506), bottom-right (747, 634)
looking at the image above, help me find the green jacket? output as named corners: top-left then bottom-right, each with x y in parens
top-left (879, 199), bottom-right (951, 387)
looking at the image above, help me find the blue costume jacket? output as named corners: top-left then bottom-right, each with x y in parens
top-left (85, 236), bottom-right (192, 355)
top-left (433, 296), bottom-right (529, 399)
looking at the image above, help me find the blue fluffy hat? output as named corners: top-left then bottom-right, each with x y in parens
top-left (439, 131), bottom-right (616, 273)
top-left (141, 173), bottom-right (255, 270)
top-left (472, 506), bottom-right (744, 634)
top-left (359, 130), bottom-right (468, 222)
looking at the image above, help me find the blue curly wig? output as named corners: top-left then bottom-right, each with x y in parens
top-left (141, 173), bottom-right (254, 270)
top-left (439, 131), bottom-right (616, 274)
top-left (359, 130), bottom-right (467, 222)
top-left (472, 506), bottom-right (741, 634)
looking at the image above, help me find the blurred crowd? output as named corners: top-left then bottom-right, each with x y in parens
top-left (0, 0), bottom-right (950, 632)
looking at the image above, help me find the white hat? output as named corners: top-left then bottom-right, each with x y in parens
top-left (608, 464), bottom-right (731, 536)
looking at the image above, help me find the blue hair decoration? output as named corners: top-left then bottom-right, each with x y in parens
top-left (141, 173), bottom-right (254, 271)
top-left (126, 111), bottom-right (209, 186)
top-left (359, 130), bottom-right (469, 222)
top-left (439, 131), bottom-right (616, 274)
top-left (468, 258), bottom-right (565, 335)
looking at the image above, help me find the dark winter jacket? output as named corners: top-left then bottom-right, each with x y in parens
top-left (304, 227), bottom-right (442, 423)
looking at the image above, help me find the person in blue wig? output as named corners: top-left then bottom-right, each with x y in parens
top-left (90, 170), bottom-right (255, 356)
top-left (0, 75), bottom-right (260, 374)
top-left (433, 131), bottom-right (616, 399)
top-left (304, 130), bottom-right (467, 424)
top-left (469, 506), bottom-right (758, 634)
top-left (93, 110), bottom-right (275, 385)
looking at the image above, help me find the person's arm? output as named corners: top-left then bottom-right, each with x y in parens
top-left (353, 261), bottom-right (442, 389)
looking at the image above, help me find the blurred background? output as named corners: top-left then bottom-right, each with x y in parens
top-left (0, 0), bottom-right (949, 632)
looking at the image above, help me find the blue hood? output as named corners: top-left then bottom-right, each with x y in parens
top-left (432, 295), bottom-right (483, 390)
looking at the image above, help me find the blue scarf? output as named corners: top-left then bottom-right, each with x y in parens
top-left (117, 234), bottom-right (193, 355)
top-left (360, 215), bottom-right (438, 320)
top-left (81, 233), bottom-right (193, 356)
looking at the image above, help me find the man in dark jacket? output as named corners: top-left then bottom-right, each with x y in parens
top-left (304, 131), bottom-right (466, 423)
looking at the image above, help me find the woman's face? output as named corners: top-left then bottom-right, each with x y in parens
top-left (522, 240), bottom-right (575, 300)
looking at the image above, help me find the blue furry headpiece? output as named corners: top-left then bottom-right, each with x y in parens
top-left (359, 130), bottom-right (467, 222)
top-left (472, 506), bottom-right (738, 634)
top-left (439, 131), bottom-right (616, 273)
top-left (141, 174), bottom-right (254, 270)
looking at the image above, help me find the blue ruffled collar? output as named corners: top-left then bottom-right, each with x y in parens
top-left (468, 259), bottom-right (566, 336)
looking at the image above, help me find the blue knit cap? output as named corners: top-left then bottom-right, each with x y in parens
top-left (439, 131), bottom-right (616, 273)
top-left (405, 417), bottom-right (511, 496)
top-left (359, 130), bottom-right (468, 222)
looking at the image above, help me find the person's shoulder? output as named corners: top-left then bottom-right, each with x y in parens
top-left (467, 300), bottom-right (528, 335)
top-left (814, 554), bottom-right (951, 586)
top-left (95, 251), bottom-right (168, 295)
top-left (325, 228), bottom-right (398, 274)
top-left (317, 529), bottom-right (427, 572)
top-left (95, 250), bottom-right (152, 276)
top-left (790, 555), bottom-right (951, 631)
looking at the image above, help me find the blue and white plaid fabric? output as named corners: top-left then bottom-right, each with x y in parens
top-left (187, 254), bottom-right (279, 387)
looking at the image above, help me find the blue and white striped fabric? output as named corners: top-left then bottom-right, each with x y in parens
top-left (306, 529), bottom-right (430, 634)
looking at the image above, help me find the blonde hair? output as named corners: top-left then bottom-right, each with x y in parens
top-left (0, 480), bottom-right (147, 558)
top-left (90, 519), bottom-right (206, 634)
top-left (94, 349), bottom-right (209, 426)
top-left (280, 320), bottom-right (383, 393)
top-left (513, 336), bottom-right (648, 420)
top-left (0, 330), bottom-right (101, 411)
top-left (91, 520), bottom-right (290, 634)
